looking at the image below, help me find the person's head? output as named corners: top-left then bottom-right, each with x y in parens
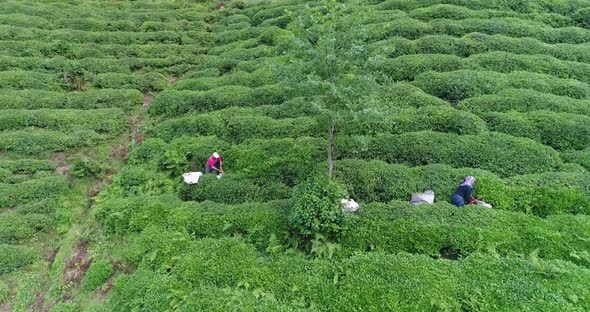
top-left (212, 152), bottom-right (220, 159)
top-left (462, 176), bottom-right (476, 186)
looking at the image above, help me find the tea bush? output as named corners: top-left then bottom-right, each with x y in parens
top-left (0, 244), bottom-right (38, 274)
top-left (0, 176), bottom-right (68, 207)
top-left (0, 213), bottom-right (54, 243)
top-left (149, 84), bottom-right (295, 116)
top-left (82, 259), bottom-right (113, 291)
top-left (337, 131), bottom-right (562, 176)
top-left (0, 89), bottom-right (142, 111)
top-left (0, 108), bottom-right (127, 135)
top-left (459, 88), bottom-right (590, 116)
top-left (414, 70), bottom-right (590, 102)
top-left (0, 70), bottom-right (62, 91)
top-left (0, 159), bottom-right (54, 174)
top-left (341, 201), bottom-right (590, 264)
top-left (0, 129), bottom-right (105, 154)
top-left (94, 72), bottom-right (167, 92)
top-left (482, 110), bottom-right (590, 150)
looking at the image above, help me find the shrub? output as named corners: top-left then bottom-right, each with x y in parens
top-left (0, 129), bottom-right (105, 154)
top-left (0, 280), bottom-right (7, 303)
top-left (179, 174), bottom-right (291, 204)
top-left (459, 88), bottom-right (590, 116)
top-left (414, 70), bottom-right (590, 103)
top-left (0, 176), bottom-right (68, 207)
top-left (337, 131), bottom-right (562, 177)
top-left (149, 84), bottom-right (295, 117)
top-left (482, 110), bottom-right (590, 150)
top-left (82, 259), bottom-right (114, 291)
top-left (0, 108), bottom-right (127, 135)
top-left (0, 89), bottom-right (142, 111)
top-left (0, 70), bottom-right (62, 91)
top-left (71, 157), bottom-right (104, 179)
top-left (290, 177), bottom-right (348, 241)
top-left (0, 244), bottom-right (38, 274)
top-left (563, 148), bottom-right (590, 170)
top-left (0, 213), bottom-right (54, 243)
top-left (94, 72), bottom-right (167, 92)
top-left (341, 201), bottom-right (590, 264)
top-left (0, 159), bottom-right (54, 174)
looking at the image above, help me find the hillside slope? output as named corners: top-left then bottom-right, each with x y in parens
top-left (1, 0), bottom-right (590, 311)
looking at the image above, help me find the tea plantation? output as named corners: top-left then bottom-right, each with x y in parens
top-left (1, 0), bottom-right (590, 311)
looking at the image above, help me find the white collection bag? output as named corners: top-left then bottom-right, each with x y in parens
top-left (340, 198), bottom-right (360, 213)
top-left (410, 190), bottom-right (435, 206)
top-left (182, 172), bottom-right (203, 184)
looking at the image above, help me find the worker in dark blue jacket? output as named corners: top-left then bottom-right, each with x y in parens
top-left (451, 176), bottom-right (476, 207)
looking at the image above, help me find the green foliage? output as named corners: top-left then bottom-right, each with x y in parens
top-left (0, 108), bottom-right (127, 135)
top-left (482, 110), bottom-right (590, 150)
top-left (0, 213), bottom-right (54, 243)
top-left (0, 176), bottom-right (67, 207)
top-left (459, 88), bottom-right (590, 116)
top-left (94, 72), bottom-right (167, 92)
top-left (414, 70), bottom-right (590, 103)
top-left (71, 157), bottom-right (104, 179)
top-left (290, 177), bottom-right (347, 241)
top-left (563, 147), bottom-right (590, 170)
top-left (82, 259), bottom-right (114, 291)
top-left (0, 129), bottom-right (105, 154)
top-left (0, 244), bottom-right (38, 274)
top-left (0, 89), bottom-right (142, 111)
top-left (0, 280), bottom-right (7, 303)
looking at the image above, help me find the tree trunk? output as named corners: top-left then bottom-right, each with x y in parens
top-left (327, 117), bottom-right (334, 179)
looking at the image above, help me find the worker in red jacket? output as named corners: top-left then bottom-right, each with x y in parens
top-left (205, 152), bottom-right (223, 175)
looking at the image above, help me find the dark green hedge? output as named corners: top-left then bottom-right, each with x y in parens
top-left (0, 129), bottom-right (106, 154)
top-left (107, 236), bottom-right (590, 311)
top-left (149, 84), bottom-right (295, 116)
top-left (0, 159), bottom-right (54, 174)
top-left (459, 88), bottom-right (590, 116)
top-left (482, 110), bottom-right (590, 150)
top-left (0, 108), bottom-right (127, 135)
top-left (94, 72), bottom-right (167, 92)
top-left (0, 70), bottom-right (63, 91)
top-left (414, 70), bottom-right (590, 103)
top-left (0, 89), bottom-right (142, 111)
top-left (563, 148), bottom-right (590, 171)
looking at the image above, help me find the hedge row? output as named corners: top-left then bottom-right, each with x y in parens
top-left (0, 2), bottom-right (207, 23)
top-left (406, 4), bottom-right (575, 27)
top-left (0, 244), bottom-right (38, 274)
top-left (0, 159), bottom-right (54, 174)
top-left (481, 110), bottom-right (590, 150)
top-left (108, 236), bottom-right (590, 311)
top-left (97, 193), bottom-right (590, 263)
top-left (0, 25), bottom-right (213, 45)
top-left (0, 129), bottom-right (106, 154)
top-left (0, 108), bottom-right (127, 135)
top-left (458, 88), bottom-right (590, 116)
top-left (0, 89), bottom-right (142, 111)
top-left (174, 69), bottom-right (278, 91)
top-left (94, 72), bottom-right (168, 92)
top-left (373, 0), bottom-right (589, 18)
top-left (334, 131), bottom-right (562, 177)
top-left (413, 70), bottom-right (590, 102)
top-left (0, 213), bottom-right (54, 243)
top-left (380, 51), bottom-right (590, 82)
top-left (0, 70), bottom-right (63, 91)
top-left (0, 176), bottom-right (68, 207)
top-left (51, 18), bottom-right (208, 32)
top-left (0, 40), bottom-right (208, 59)
top-left (149, 84), bottom-right (296, 116)
top-left (333, 159), bottom-right (590, 216)
top-left (563, 148), bottom-right (590, 171)
top-left (97, 195), bottom-right (288, 248)
top-left (371, 33), bottom-right (590, 64)
top-left (342, 201), bottom-right (590, 264)
top-left (148, 105), bottom-right (487, 143)
top-left (360, 17), bottom-right (590, 44)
